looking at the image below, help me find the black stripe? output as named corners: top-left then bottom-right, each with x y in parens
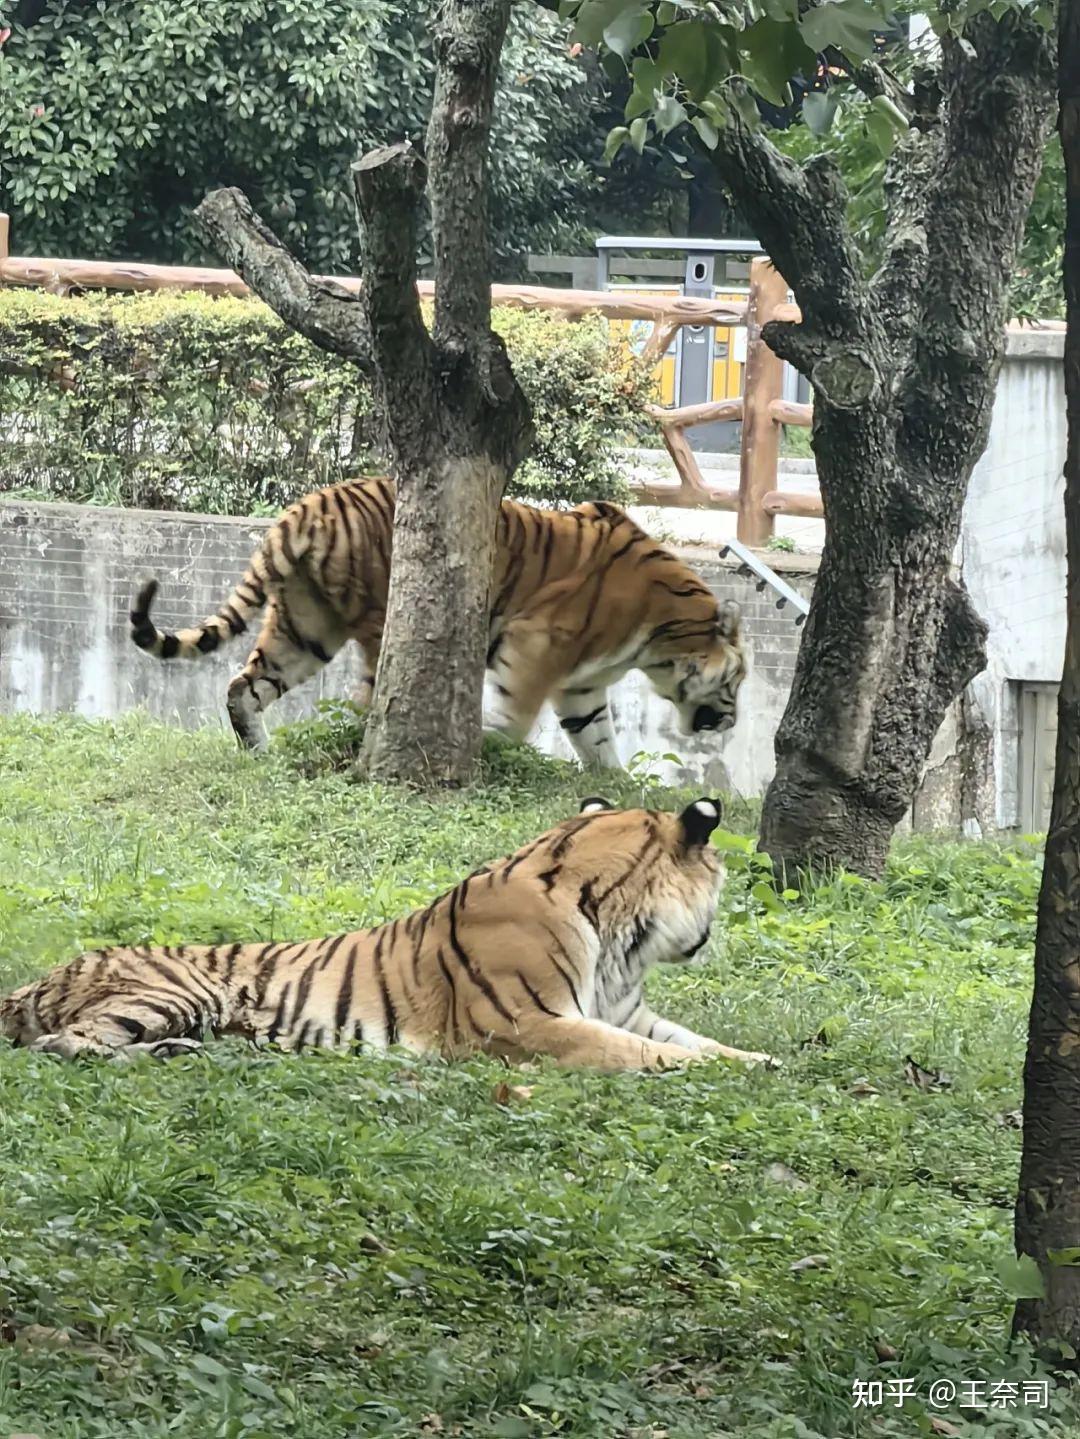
top-left (267, 982), bottom-right (293, 1044)
top-left (372, 932), bottom-right (398, 1045)
top-left (560, 705), bottom-right (605, 735)
top-left (288, 954), bottom-right (323, 1032)
top-left (319, 933), bottom-right (351, 970)
top-left (110, 1013), bottom-right (147, 1040)
top-left (518, 973), bottom-right (559, 1018)
top-left (160, 635), bottom-right (180, 659)
top-left (334, 943), bottom-right (358, 1042)
top-left (446, 888), bottom-right (516, 1026)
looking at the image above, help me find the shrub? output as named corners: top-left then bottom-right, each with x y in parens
top-left (0, 288), bottom-right (651, 515)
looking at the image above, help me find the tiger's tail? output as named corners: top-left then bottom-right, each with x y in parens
top-left (129, 518), bottom-right (308, 662)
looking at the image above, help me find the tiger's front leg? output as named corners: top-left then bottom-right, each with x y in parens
top-left (553, 685), bottom-right (622, 770)
top-left (625, 1002), bottom-right (774, 1066)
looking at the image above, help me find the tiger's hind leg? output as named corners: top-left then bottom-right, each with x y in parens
top-left (349, 639), bottom-right (381, 710)
top-left (27, 997), bottom-right (202, 1061)
top-left (227, 602), bottom-right (344, 750)
top-left (553, 685), bottom-right (622, 769)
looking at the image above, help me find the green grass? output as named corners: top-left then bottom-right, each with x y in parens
top-left (0, 710), bottom-right (1074, 1439)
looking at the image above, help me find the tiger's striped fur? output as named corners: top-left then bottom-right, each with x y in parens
top-left (129, 477), bottom-right (746, 767)
top-left (0, 799), bottom-right (772, 1071)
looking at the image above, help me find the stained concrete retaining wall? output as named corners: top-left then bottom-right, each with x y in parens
top-left (0, 498), bottom-right (815, 797)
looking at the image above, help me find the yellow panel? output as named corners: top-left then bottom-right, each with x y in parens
top-left (604, 283), bottom-right (749, 409)
top-left (608, 285), bottom-right (681, 408)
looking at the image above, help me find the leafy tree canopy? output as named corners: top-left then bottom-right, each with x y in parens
top-left (557, 0), bottom-right (1061, 314)
top-left (0, 0), bottom-right (626, 273)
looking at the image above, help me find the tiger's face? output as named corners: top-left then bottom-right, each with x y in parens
top-left (573, 796), bottom-right (725, 962)
top-left (645, 601), bottom-right (747, 737)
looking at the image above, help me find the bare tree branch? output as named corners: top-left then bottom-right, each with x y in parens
top-left (708, 98), bottom-right (876, 353)
top-left (193, 188), bottom-right (374, 369)
top-left (427, 0), bottom-right (514, 390)
top-left (352, 141), bottom-right (434, 426)
top-left (898, 10), bottom-right (1056, 467)
top-left (869, 124), bottom-right (941, 354)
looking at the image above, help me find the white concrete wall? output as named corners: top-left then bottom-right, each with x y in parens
top-left (960, 330), bottom-right (1067, 828)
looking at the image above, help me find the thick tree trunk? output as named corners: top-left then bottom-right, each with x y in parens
top-left (1013, 0), bottom-right (1080, 1350)
top-left (707, 15), bottom-right (1054, 877)
top-left (357, 1), bottom-right (532, 785)
top-left (196, 0), bottom-right (531, 788)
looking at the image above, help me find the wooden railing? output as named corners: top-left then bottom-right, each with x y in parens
top-left (0, 214), bottom-right (820, 547)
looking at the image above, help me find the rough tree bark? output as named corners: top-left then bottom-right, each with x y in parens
top-left (708, 17), bottom-right (1055, 877)
top-left (1013, 0), bottom-right (1080, 1352)
top-left (195, 0), bottom-right (531, 786)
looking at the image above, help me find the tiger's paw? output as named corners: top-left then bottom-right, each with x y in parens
top-left (698, 1039), bottom-right (780, 1069)
top-left (112, 1038), bottom-right (205, 1063)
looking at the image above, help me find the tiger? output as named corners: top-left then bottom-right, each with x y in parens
top-left (128, 477), bottom-right (746, 768)
top-left (0, 797), bottom-right (773, 1072)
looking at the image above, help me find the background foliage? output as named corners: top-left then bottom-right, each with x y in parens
top-left (0, 289), bottom-right (650, 513)
top-left (0, 0), bottom-right (615, 274)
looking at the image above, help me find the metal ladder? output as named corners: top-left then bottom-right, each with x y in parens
top-left (719, 537), bottom-right (809, 626)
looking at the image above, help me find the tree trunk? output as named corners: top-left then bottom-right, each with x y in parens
top-left (1013, 0), bottom-right (1080, 1350)
top-left (358, 2), bottom-right (532, 785)
top-left (196, 0), bottom-right (531, 788)
top-left (707, 15), bottom-right (1054, 877)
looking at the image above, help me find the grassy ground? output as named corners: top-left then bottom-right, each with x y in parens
top-left (0, 709), bottom-right (1073, 1439)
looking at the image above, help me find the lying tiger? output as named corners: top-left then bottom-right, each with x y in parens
top-left (129, 477), bottom-right (746, 767)
top-left (1, 797), bottom-right (772, 1072)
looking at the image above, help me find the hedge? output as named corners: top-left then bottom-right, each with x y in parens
top-left (0, 289), bottom-right (653, 516)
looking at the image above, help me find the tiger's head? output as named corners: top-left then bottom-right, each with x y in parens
top-left (643, 600), bottom-right (747, 737)
top-left (568, 795), bottom-right (726, 962)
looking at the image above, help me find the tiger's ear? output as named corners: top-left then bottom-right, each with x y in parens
top-left (679, 798), bottom-right (723, 846)
top-left (579, 796), bottom-right (615, 814)
top-left (715, 599), bottom-right (741, 642)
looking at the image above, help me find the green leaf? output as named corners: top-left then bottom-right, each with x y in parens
top-left (869, 92), bottom-right (909, 134)
top-left (625, 87), bottom-right (652, 120)
top-left (739, 18), bottom-right (815, 109)
top-left (492, 1421), bottom-right (533, 1439)
top-left (692, 115), bottom-right (720, 149)
top-left (629, 116), bottom-right (649, 153)
top-left (604, 125), bottom-right (630, 161)
top-left (799, 0), bottom-right (887, 62)
top-left (658, 22), bottom-right (731, 101)
top-left (1048, 1247), bottom-right (1080, 1267)
top-left (603, 6), bottom-right (653, 61)
top-left (994, 1253), bottom-right (1046, 1300)
top-left (802, 90), bottom-right (840, 136)
top-left (655, 93), bottom-right (688, 135)
top-left (865, 107), bottom-right (895, 159)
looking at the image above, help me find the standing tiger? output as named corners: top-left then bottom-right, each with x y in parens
top-left (0, 798), bottom-right (773, 1072)
top-left (129, 477), bottom-right (746, 767)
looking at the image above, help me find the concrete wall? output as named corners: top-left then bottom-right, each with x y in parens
top-left (960, 330), bottom-right (1067, 830)
top-left (0, 497), bottom-right (815, 796)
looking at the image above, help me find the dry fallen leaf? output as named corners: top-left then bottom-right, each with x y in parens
top-left (358, 1232), bottom-right (391, 1254)
top-left (763, 1162), bottom-right (809, 1191)
top-left (872, 1338), bottom-right (898, 1361)
top-left (849, 1079), bottom-right (880, 1097)
top-left (929, 1418), bottom-right (962, 1436)
top-left (420, 1415), bottom-right (444, 1434)
top-left (903, 1055), bottom-right (953, 1091)
top-left (790, 1253), bottom-right (830, 1273)
top-left (492, 1083), bottom-right (535, 1105)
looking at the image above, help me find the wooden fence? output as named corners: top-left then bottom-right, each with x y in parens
top-left (0, 213), bottom-right (818, 547)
